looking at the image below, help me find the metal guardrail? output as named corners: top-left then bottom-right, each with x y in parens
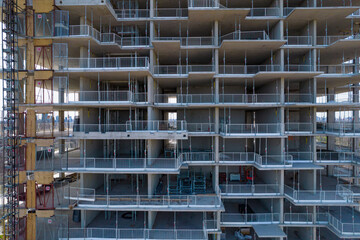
top-left (316, 151), bottom-right (360, 164)
top-left (318, 64), bottom-right (358, 74)
top-left (56, 57), bottom-right (149, 70)
top-left (218, 152), bottom-right (292, 167)
top-left (181, 152), bottom-right (215, 163)
top-left (219, 94), bottom-right (280, 103)
top-left (126, 120), bottom-right (187, 132)
top-left (218, 64), bottom-right (281, 74)
top-left (317, 34), bottom-right (360, 46)
top-left (287, 152), bottom-right (313, 162)
top-left (285, 36), bottom-right (313, 45)
top-left (219, 184), bottom-right (281, 196)
top-left (285, 122), bottom-right (313, 132)
top-left (285, 94), bottom-right (313, 103)
top-left (154, 8), bottom-right (188, 17)
top-left (188, 0), bottom-right (225, 8)
top-left (316, 93), bottom-right (356, 104)
top-left (248, 8), bottom-right (280, 17)
top-left (221, 213), bottom-right (280, 224)
top-left (152, 65), bottom-right (215, 75)
top-left (317, 122), bottom-right (360, 135)
top-left (284, 213), bottom-right (313, 224)
top-left (71, 91), bottom-right (147, 103)
top-left (220, 30), bottom-right (270, 42)
top-left (154, 94), bottom-right (215, 104)
top-left (284, 185), bottom-right (354, 204)
top-left (58, 228), bottom-right (207, 239)
top-left (220, 123), bottom-right (281, 135)
top-left (115, 9), bottom-right (150, 19)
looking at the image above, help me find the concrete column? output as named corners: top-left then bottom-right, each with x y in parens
top-left (280, 77), bottom-right (285, 104)
top-left (147, 75), bottom-right (155, 122)
top-left (215, 78), bottom-right (219, 104)
top-left (327, 88), bottom-right (336, 151)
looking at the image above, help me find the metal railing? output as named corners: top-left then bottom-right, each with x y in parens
top-left (219, 152), bottom-right (261, 164)
top-left (152, 65), bottom-right (215, 75)
top-left (188, 0), bottom-right (225, 8)
top-left (221, 213), bottom-right (280, 224)
top-left (115, 9), bottom-right (150, 19)
top-left (318, 64), bottom-right (358, 74)
top-left (287, 152), bottom-right (313, 162)
top-left (218, 65), bottom-right (281, 74)
top-left (57, 57), bottom-right (149, 70)
top-left (285, 36), bottom-right (313, 45)
top-left (126, 120), bottom-right (187, 132)
top-left (316, 151), bottom-right (360, 164)
top-left (72, 91), bottom-right (147, 103)
top-left (284, 185), bottom-right (353, 204)
top-left (187, 123), bottom-right (215, 133)
top-left (327, 213), bottom-right (360, 236)
top-left (317, 122), bottom-right (360, 135)
top-left (285, 122), bottom-right (313, 132)
top-left (72, 124), bottom-right (127, 133)
top-left (285, 93), bottom-right (313, 103)
top-left (63, 186), bottom-right (96, 202)
top-left (67, 193), bottom-right (222, 209)
top-left (153, 36), bottom-right (214, 46)
top-left (220, 123), bottom-right (281, 135)
top-left (316, 93), bottom-right (355, 104)
top-left (219, 94), bottom-right (280, 104)
top-left (317, 34), bottom-right (360, 46)
top-left (154, 8), bottom-right (188, 17)
top-left (219, 184), bottom-right (281, 196)
top-left (256, 155), bottom-right (293, 167)
top-left (154, 94), bottom-right (215, 105)
top-left (248, 8), bottom-right (280, 17)
top-left (58, 228), bottom-right (207, 239)
top-left (220, 30), bottom-right (270, 42)
top-left (284, 213), bottom-right (313, 224)
top-left (60, 157), bottom-right (182, 172)
top-left (284, 64), bottom-right (313, 71)
top-left (181, 152), bottom-right (215, 163)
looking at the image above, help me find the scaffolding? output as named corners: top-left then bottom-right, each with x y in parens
top-left (1, 0), bottom-right (21, 239)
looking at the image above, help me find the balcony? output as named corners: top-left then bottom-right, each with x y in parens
top-left (72, 91), bottom-right (147, 104)
top-left (285, 94), bottom-right (313, 104)
top-left (221, 213), bottom-right (280, 226)
top-left (219, 94), bottom-right (280, 105)
top-left (55, 57), bottom-right (149, 72)
top-left (180, 152), bottom-right (215, 165)
top-left (284, 213), bottom-right (314, 225)
top-left (284, 36), bottom-right (313, 46)
top-left (58, 157), bottom-right (182, 173)
top-left (115, 9), bottom-right (150, 20)
top-left (154, 94), bottom-right (215, 105)
top-left (318, 63), bottom-right (359, 75)
top-left (154, 8), bottom-right (188, 18)
top-left (317, 34), bottom-right (360, 46)
top-left (220, 123), bottom-right (281, 137)
top-left (153, 37), bottom-right (215, 47)
top-left (247, 8), bottom-right (281, 17)
top-left (316, 151), bottom-right (360, 164)
top-left (219, 152), bottom-right (292, 169)
top-left (62, 187), bottom-right (223, 211)
top-left (318, 212), bottom-right (360, 237)
top-left (187, 123), bottom-right (215, 134)
top-left (316, 92), bottom-right (356, 104)
top-left (285, 122), bottom-right (313, 135)
top-left (59, 228), bottom-right (207, 240)
top-left (152, 65), bottom-right (215, 76)
top-left (218, 65), bottom-right (281, 75)
top-left (317, 122), bottom-right (360, 136)
top-left (188, 0), bottom-right (225, 8)
top-left (127, 120), bottom-right (187, 132)
top-left (284, 186), bottom-right (354, 205)
top-left (219, 184), bottom-right (281, 198)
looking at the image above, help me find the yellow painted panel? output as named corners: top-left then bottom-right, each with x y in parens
top-left (26, 9), bottom-right (34, 37)
top-left (26, 40), bottom-right (34, 70)
top-left (19, 209), bottom-right (27, 218)
top-left (34, 70), bottom-right (53, 80)
top-left (36, 210), bottom-right (55, 218)
top-left (26, 74), bottom-right (34, 104)
top-left (26, 180), bottom-right (36, 209)
top-left (26, 143), bottom-right (36, 171)
top-left (34, 39), bottom-right (53, 46)
top-left (26, 110), bottom-right (36, 137)
top-left (34, 172), bottom-right (54, 184)
top-left (35, 139), bottom-right (54, 147)
top-left (33, 0), bottom-right (54, 12)
top-left (26, 213), bottom-right (36, 240)
top-left (18, 171), bottom-right (27, 184)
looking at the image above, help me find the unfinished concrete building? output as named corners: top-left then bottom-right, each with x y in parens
top-left (4, 0), bottom-right (360, 239)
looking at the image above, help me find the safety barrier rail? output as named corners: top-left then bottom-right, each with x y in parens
top-left (220, 30), bottom-right (270, 42)
top-left (154, 94), bottom-right (214, 104)
top-left (187, 123), bottom-right (215, 133)
top-left (126, 120), bottom-right (187, 132)
top-left (221, 213), bottom-right (280, 224)
top-left (219, 94), bottom-right (280, 103)
top-left (220, 123), bottom-right (281, 135)
top-left (219, 184), bottom-right (281, 196)
top-left (285, 122), bottom-right (313, 132)
top-left (285, 36), bottom-right (313, 45)
top-left (285, 93), bottom-right (313, 103)
top-left (317, 122), bottom-right (360, 135)
top-left (284, 213), bottom-right (313, 224)
top-left (152, 65), bottom-right (215, 75)
top-left (316, 151), bottom-right (360, 164)
top-left (248, 8), bottom-right (280, 17)
top-left (318, 64), bottom-right (358, 74)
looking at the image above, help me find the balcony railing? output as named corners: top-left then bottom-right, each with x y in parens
top-left (180, 152), bottom-right (215, 164)
top-left (218, 65), bottom-right (281, 74)
top-left (115, 9), bottom-right (150, 19)
top-left (285, 122), bottom-right (313, 133)
top-left (154, 8), bottom-right (188, 18)
top-left (285, 94), bottom-right (313, 103)
top-left (316, 151), bottom-right (360, 164)
top-left (187, 123), bottom-right (215, 133)
top-left (74, 91), bottom-right (147, 103)
top-left (188, 0), bottom-right (225, 8)
top-left (284, 213), bottom-right (313, 225)
top-left (248, 8), bottom-right (280, 17)
top-left (58, 228), bottom-right (207, 239)
top-left (219, 184), bottom-right (281, 197)
top-left (220, 30), bottom-right (270, 42)
top-left (72, 124), bottom-right (127, 133)
top-left (285, 36), bottom-right (313, 45)
top-left (287, 152), bottom-right (313, 162)
top-left (56, 57), bottom-right (149, 70)
top-left (317, 34), bottom-right (360, 46)
top-left (152, 65), bottom-right (215, 75)
top-left (154, 94), bottom-right (214, 105)
top-left (63, 191), bottom-right (222, 210)
top-left (316, 93), bottom-right (356, 104)
top-left (284, 185), bottom-right (353, 204)
top-left (126, 120), bottom-right (187, 132)
top-left (60, 157), bottom-right (182, 172)
top-left (317, 122), bottom-right (360, 135)
top-left (284, 64), bottom-right (313, 71)
top-left (221, 213), bottom-right (280, 225)
top-left (219, 94), bottom-right (280, 104)
top-left (318, 64), bottom-right (358, 74)
top-left (219, 152), bottom-right (261, 164)
top-left (220, 123), bottom-right (281, 135)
